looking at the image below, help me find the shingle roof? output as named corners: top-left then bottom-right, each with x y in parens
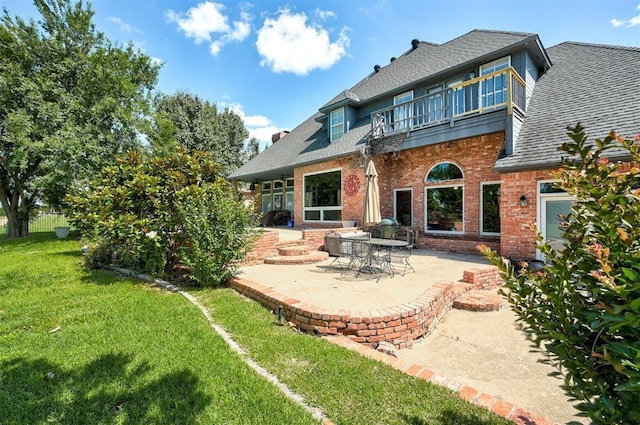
top-left (321, 29), bottom-right (539, 109)
top-left (230, 29), bottom-right (543, 181)
top-left (495, 42), bottom-right (640, 171)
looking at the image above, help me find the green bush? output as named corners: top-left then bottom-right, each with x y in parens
top-left (481, 125), bottom-right (640, 424)
top-left (65, 149), bottom-right (256, 285)
top-left (176, 183), bottom-right (255, 286)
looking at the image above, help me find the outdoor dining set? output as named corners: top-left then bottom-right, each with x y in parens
top-left (324, 227), bottom-right (416, 279)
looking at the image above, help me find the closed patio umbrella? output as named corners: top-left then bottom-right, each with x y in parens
top-left (362, 160), bottom-right (382, 225)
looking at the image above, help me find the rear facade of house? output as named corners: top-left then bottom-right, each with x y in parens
top-left (229, 29), bottom-right (640, 261)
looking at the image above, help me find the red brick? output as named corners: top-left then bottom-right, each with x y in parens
top-left (458, 385), bottom-right (478, 402)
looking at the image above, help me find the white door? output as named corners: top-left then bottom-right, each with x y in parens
top-left (538, 195), bottom-right (574, 260)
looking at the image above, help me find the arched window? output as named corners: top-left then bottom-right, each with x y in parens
top-left (426, 162), bottom-right (463, 182)
top-left (425, 162), bottom-right (464, 233)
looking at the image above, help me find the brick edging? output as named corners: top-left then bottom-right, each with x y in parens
top-left (326, 336), bottom-right (558, 425)
top-left (228, 266), bottom-right (502, 348)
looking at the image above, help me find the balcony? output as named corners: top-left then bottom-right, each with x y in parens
top-left (370, 67), bottom-right (526, 139)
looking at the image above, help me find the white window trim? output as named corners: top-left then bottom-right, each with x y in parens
top-left (480, 181), bottom-right (501, 236)
top-left (302, 167), bottom-right (342, 223)
top-left (537, 180), bottom-right (574, 261)
top-left (480, 56), bottom-right (511, 75)
top-left (261, 193), bottom-right (273, 213)
top-left (330, 107), bottom-right (345, 143)
top-left (393, 187), bottom-right (413, 226)
top-left (424, 183), bottom-right (465, 234)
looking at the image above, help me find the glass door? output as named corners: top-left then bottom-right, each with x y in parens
top-left (394, 189), bottom-right (412, 226)
top-left (539, 195), bottom-right (574, 260)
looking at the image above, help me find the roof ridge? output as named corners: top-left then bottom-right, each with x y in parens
top-left (551, 40), bottom-right (640, 52)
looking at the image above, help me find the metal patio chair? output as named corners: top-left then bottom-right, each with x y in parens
top-left (389, 228), bottom-right (415, 276)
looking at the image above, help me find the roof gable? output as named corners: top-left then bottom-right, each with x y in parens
top-left (495, 42), bottom-right (640, 171)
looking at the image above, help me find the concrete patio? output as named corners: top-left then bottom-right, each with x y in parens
top-left (230, 228), bottom-right (585, 424)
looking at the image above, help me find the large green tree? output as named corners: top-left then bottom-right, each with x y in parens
top-left (148, 92), bottom-right (248, 177)
top-left (0, 0), bottom-right (159, 238)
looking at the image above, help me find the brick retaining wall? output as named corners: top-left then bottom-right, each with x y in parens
top-left (229, 265), bottom-right (503, 348)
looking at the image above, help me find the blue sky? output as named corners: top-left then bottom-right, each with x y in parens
top-left (5, 0), bottom-right (640, 149)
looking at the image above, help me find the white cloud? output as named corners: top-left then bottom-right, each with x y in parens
top-left (256, 9), bottom-right (349, 75)
top-left (166, 1), bottom-right (251, 55)
top-left (223, 103), bottom-right (286, 145)
top-left (611, 3), bottom-right (640, 28)
top-left (314, 9), bottom-right (336, 20)
top-left (108, 17), bottom-right (141, 34)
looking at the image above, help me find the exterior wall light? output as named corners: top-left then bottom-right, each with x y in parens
top-left (519, 195), bottom-right (528, 207)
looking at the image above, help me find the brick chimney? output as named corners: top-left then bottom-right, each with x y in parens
top-left (271, 131), bottom-right (289, 143)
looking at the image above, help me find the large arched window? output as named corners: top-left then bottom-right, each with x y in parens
top-left (425, 162), bottom-right (464, 233)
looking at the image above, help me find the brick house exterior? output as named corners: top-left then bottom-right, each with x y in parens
top-left (230, 30), bottom-right (640, 262)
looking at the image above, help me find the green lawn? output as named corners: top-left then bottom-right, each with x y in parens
top-left (1, 233), bottom-right (510, 424)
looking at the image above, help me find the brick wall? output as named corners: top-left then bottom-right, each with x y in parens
top-left (244, 230), bottom-right (279, 264)
top-left (291, 133), bottom-right (505, 255)
top-left (499, 169), bottom-right (556, 259)
top-left (229, 266), bottom-right (503, 348)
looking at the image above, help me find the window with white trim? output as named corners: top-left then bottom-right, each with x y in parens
top-left (481, 182), bottom-right (500, 234)
top-left (480, 56), bottom-right (510, 108)
top-left (303, 170), bottom-right (342, 221)
top-left (425, 162), bottom-right (464, 232)
top-left (393, 91), bottom-right (413, 130)
top-left (330, 108), bottom-right (345, 142)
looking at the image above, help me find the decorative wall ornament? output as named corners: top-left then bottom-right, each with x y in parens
top-left (344, 174), bottom-right (361, 196)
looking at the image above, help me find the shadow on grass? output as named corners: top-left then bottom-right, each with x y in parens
top-left (400, 410), bottom-right (505, 425)
top-left (0, 352), bottom-right (211, 424)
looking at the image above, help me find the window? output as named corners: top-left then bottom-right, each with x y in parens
top-left (261, 181), bottom-right (272, 213)
top-left (393, 91), bottom-right (413, 130)
top-left (480, 56), bottom-right (510, 108)
top-left (426, 162), bottom-right (463, 181)
top-left (285, 178), bottom-right (294, 212)
top-left (481, 182), bottom-right (500, 234)
top-left (303, 170), bottom-right (342, 221)
top-left (425, 162), bottom-right (464, 233)
top-left (330, 108), bottom-right (345, 142)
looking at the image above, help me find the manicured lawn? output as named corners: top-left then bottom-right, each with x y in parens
top-left (1, 233), bottom-right (510, 424)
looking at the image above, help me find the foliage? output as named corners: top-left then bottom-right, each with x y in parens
top-left (147, 92), bottom-right (248, 177)
top-left (480, 124), bottom-right (640, 424)
top-left (176, 182), bottom-right (257, 287)
top-left (65, 149), bottom-right (255, 285)
top-left (0, 0), bottom-right (159, 238)
top-left (246, 137), bottom-right (261, 161)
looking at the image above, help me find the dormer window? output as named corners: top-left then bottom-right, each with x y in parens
top-left (330, 107), bottom-right (345, 142)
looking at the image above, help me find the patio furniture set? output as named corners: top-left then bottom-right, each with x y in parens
top-left (324, 228), bottom-right (416, 279)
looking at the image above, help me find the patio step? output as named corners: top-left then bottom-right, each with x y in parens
top-left (278, 245), bottom-right (311, 256)
top-left (264, 250), bottom-right (329, 265)
top-left (275, 239), bottom-right (307, 248)
top-left (453, 289), bottom-right (504, 312)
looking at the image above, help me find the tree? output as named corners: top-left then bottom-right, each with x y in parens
top-left (148, 92), bottom-right (248, 177)
top-left (245, 137), bottom-right (260, 161)
top-left (0, 0), bottom-right (159, 238)
top-left (481, 125), bottom-right (640, 424)
top-left (65, 149), bottom-right (257, 286)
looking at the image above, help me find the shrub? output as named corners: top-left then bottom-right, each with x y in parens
top-left (480, 124), bottom-right (640, 424)
top-left (176, 182), bottom-right (256, 286)
top-left (65, 149), bottom-right (256, 285)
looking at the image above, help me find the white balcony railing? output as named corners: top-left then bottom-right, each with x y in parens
top-left (371, 67), bottom-right (526, 138)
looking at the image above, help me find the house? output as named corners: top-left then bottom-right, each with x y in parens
top-left (229, 29), bottom-right (640, 261)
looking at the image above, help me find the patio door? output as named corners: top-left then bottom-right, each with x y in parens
top-left (394, 189), bottom-right (412, 226)
top-left (538, 195), bottom-right (574, 260)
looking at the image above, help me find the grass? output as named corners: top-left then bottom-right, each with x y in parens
top-left (0, 234), bottom-right (317, 424)
top-left (1, 233), bottom-right (511, 424)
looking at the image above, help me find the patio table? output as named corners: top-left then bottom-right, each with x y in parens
top-left (343, 237), bottom-right (408, 277)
